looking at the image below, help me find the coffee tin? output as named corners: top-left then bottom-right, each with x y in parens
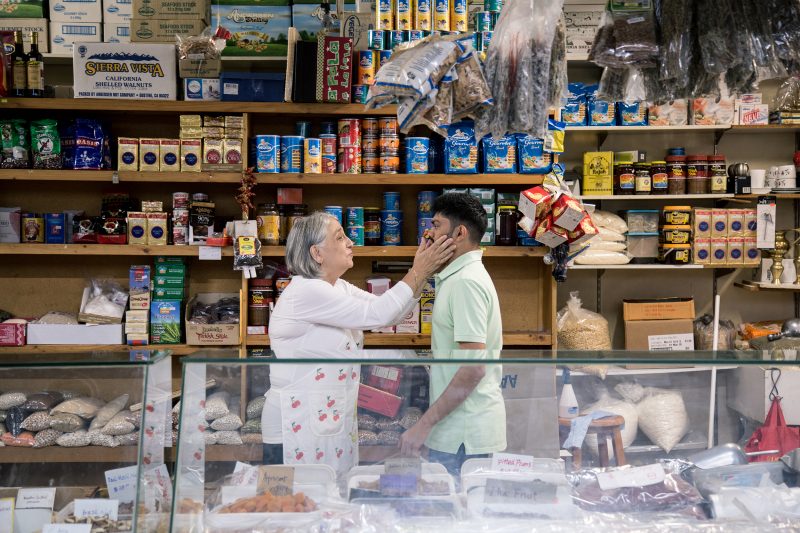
top-left (338, 146), bottom-right (361, 174)
top-left (362, 136), bottom-right (380, 153)
top-left (387, 30), bottom-right (406, 49)
top-left (415, 0), bottom-right (432, 30)
top-left (352, 85), bottom-right (369, 104)
top-left (379, 50), bottom-right (392, 68)
top-left (417, 190), bottom-right (437, 216)
top-left (324, 206), bottom-right (343, 225)
top-left (361, 118), bottom-right (379, 137)
top-left (346, 225), bottom-right (365, 246)
top-left (346, 206), bottom-right (365, 227)
top-left (451, 0), bottom-right (468, 32)
top-left (368, 29), bottom-right (386, 50)
top-left (380, 153), bottom-right (400, 173)
top-left (475, 11), bottom-right (493, 31)
top-left (384, 191), bottom-right (401, 211)
top-left (379, 135), bottom-right (400, 152)
top-left (362, 151), bottom-right (379, 173)
top-left (378, 116), bottom-right (398, 137)
top-left (357, 51), bottom-right (377, 85)
top-left (395, 0), bottom-right (413, 29)
top-left (338, 119), bottom-right (361, 148)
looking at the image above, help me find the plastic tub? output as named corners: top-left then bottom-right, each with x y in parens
top-left (627, 233), bottom-right (660, 263)
top-left (626, 210), bottom-right (659, 233)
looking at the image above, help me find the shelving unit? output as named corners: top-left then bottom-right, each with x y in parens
top-left (0, 445), bottom-right (261, 463)
top-left (246, 331), bottom-right (553, 348)
top-left (580, 194), bottom-right (735, 201)
top-left (0, 244), bottom-right (235, 256)
top-left (0, 343), bottom-right (197, 355)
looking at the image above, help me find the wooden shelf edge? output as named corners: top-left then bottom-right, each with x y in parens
top-left (735, 281), bottom-right (800, 292)
top-left (0, 344), bottom-right (199, 355)
top-left (0, 170), bottom-right (242, 183)
top-left (0, 244), bottom-right (234, 256)
top-left (247, 331), bottom-right (552, 347)
top-left (0, 445), bottom-right (139, 463)
top-left (256, 174), bottom-right (544, 185)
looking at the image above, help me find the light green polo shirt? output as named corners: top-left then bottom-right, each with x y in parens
top-left (426, 250), bottom-right (507, 455)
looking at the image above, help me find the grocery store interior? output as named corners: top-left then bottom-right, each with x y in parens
top-left (2, 0), bottom-right (800, 530)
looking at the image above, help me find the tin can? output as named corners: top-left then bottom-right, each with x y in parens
top-left (365, 208), bottom-right (381, 245)
top-left (275, 278), bottom-right (292, 297)
top-left (304, 138), bottom-right (322, 173)
top-left (352, 85), bottom-right (369, 104)
top-left (384, 191), bottom-right (401, 211)
top-left (45, 212), bottom-right (65, 244)
top-left (362, 136), bottom-right (380, 153)
top-left (324, 205), bottom-right (343, 224)
top-left (381, 210), bottom-right (403, 245)
top-left (172, 225), bottom-right (188, 245)
top-left (346, 206), bottom-right (365, 227)
top-left (280, 136), bottom-right (304, 172)
top-left (338, 119), bottom-right (361, 148)
top-left (377, 0), bottom-right (393, 29)
top-left (379, 135), bottom-right (401, 152)
top-left (172, 208), bottom-right (189, 226)
top-left (368, 29), bottom-right (386, 50)
top-left (357, 51), bottom-right (377, 86)
top-left (346, 225), bottom-right (365, 246)
top-left (192, 193), bottom-right (209, 202)
top-left (173, 192), bottom-right (190, 209)
top-left (22, 213), bottom-right (44, 243)
top-left (378, 116), bottom-right (398, 137)
top-left (450, 0), bottom-right (467, 31)
top-left (380, 153), bottom-right (400, 173)
top-left (361, 118), bottom-right (379, 137)
top-left (418, 217), bottom-right (434, 243)
top-left (409, 29), bottom-right (425, 41)
top-left (472, 32), bottom-right (481, 52)
top-left (480, 31), bottom-right (493, 51)
top-left (418, 191), bottom-right (438, 216)
top-left (379, 50), bottom-right (392, 68)
top-left (320, 134), bottom-right (337, 156)
top-left (338, 146), bottom-right (362, 174)
top-left (388, 30), bottom-right (406, 49)
top-left (362, 151), bottom-right (379, 173)
top-left (434, 0), bottom-right (449, 31)
top-left (322, 155), bottom-right (337, 174)
top-left (485, 0), bottom-right (502, 11)
top-left (405, 137), bottom-right (431, 174)
top-left (320, 122), bottom-right (336, 135)
top-left (255, 135), bottom-right (280, 173)
top-left (395, 0), bottom-right (413, 30)
top-left (475, 11), bottom-right (493, 31)
top-left (415, 0), bottom-right (432, 30)
top-left (295, 121), bottom-right (312, 137)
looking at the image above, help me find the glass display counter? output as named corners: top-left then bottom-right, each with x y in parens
top-left (170, 350), bottom-right (800, 532)
top-left (0, 350), bottom-right (173, 532)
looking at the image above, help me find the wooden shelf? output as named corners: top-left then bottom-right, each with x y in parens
top-left (1, 98), bottom-right (390, 116)
top-left (256, 173), bottom-right (543, 185)
top-left (566, 125), bottom-right (728, 133)
top-left (735, 281), bottom-right (800, 292)
top-left (736, 193), bottom-right (800, 200)
top-left (580, 194), bottom-right (734, 201)
top-left (262, 246), bottom-right (547, 258)
top-left (0, 244), bottom-right (234, 256)
top-left (570, 264), bottom-right (752, 270)
top-left (247, 331), bottom-right (552, 347)
top-left (0, 446), bottom-right (139, 463)
top-left (0, 169), bottom-right (242, 183)
top-left (0, 344), bottom-right (199, 355)
top-left (729, 124), bottom-right (800, 133)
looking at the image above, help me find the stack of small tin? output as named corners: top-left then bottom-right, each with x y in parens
top-left (378, 116), bottom-right (399, 174)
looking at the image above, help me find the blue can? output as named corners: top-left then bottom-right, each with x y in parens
top-left (346, 206), bottom-right (364, 227)
top-left (475, 11), bottom-right (493, 32)
top-left (481, 31), bottom-right (493, 51)
top-left (379, 50), bottom-right (392, 68)
top-left (668, 147), bottom-right (686, 156)
top-left (324, 206), bottom-right (343, 225)
top-left (417, 190), bottom-right (438, 216)
top-left (280, 136), bottom-right (303, 172)
top-left (346, 225), bottom-right (365, 246)
top-left (381, 210), bottom-right (403, 246)
top-left (352, 85), bottom-right (369, 104)
top-left (404, 137), bottom-right (430, 174)
top-left (388, 30), bottom-right (406, 49)
top-left (295, 121), bottom-right (312, 137)
top-left (417, 217), bottom-right (434, 244)
top-left (320, 122), bottom-right (336, 135)
top-left (383, 191), bottom-right (401, 210)
top-left (368, 29), bottom-right (385, 50)
top-left (409, 30), bottom-right (425, 41)
top-left (45, 212), bottom-right (65, 244)
top-left (255, 135), bottom-right (280, 173)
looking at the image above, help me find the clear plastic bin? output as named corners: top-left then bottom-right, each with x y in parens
top-left (626, 210), bottom-right (660, 233)
top-left (627, 233), bottom-right (660, 263)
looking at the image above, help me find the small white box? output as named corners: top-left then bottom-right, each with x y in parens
top-left (367, 277), bottom-right (395, 334)
top-left (0, 19), bottom-right (49, 53)
top-left (104, 22), bottom-right (130, 43)
top-left (395, 303), bottom-right (420, 334)
top-left (50, 0), bottom-right (103, 22)
top-left (183, 78), bottom-right (220, 101)
top-left (740, 103), bottom-right (769, 125)
top-left (126, 310), bottom-right (149, 323)
top-left (103, 0), bottom-right (132, 22)
top-left (27, 324), bottom-right (124, 345)
top-left (125, 322), bottom-right (149, 334)
top-left (50, 21), bottom-right (102, 55)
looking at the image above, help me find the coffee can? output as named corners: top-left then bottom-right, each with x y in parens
top-left (361, 118), bottom-right (379, 137)
top-left (255, 134), bottom-right (280, 173)
top-left (338, 146), bottom-right (362, 174)
top-left (352, 85), bottom-right (369, 104)
top-left (368, 29), bottom-right (386, 50)
top-left (379, 50), bottom-right (392, 68)
top-left (338, 119), bottom-right (361, 148)
top-left (280, 136), bottom-right (304, 172)
top-left (357, 51), bottom-right (377, 86)
top-left (383, 191), bottom-right (401, 211)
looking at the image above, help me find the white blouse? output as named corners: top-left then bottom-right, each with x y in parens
top-left (262, 275), bottom-right (418, 443)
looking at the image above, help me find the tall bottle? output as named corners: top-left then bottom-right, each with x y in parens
top-left (26, 32), bottom-right (44, 98)
top-left (558, 367), bottom-right (579, 419)
top-left (11, 31), bottom-right (27, 98)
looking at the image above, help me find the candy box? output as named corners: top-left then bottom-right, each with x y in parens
top-left (358, 384), bottom-right (402, 418)
top-left (516, 135), bottom-right (552, 174)
top-left (444, 121), bottom-right (478, 174)
top-left (551, 195), bottom-right (585, 231)
top-left (364, 365), bottom-right (404, 395)
top-left (568, 213), bottom-right (599, 246)
top-left (518, 186), bottom-right (553, 222)
top-left (618, 102), bottom-right (647, 126)
top-left (211, 4), bottom-right (292, 58)
top-left (582, 151), bottom-right (614, 195)
top-left (534, 215), bottom-right (568, 248)
top-left (739, 103), bottom-right (769, 125)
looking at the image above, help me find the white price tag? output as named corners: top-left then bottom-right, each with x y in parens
top-left (199, 246), bottom-right (222, 261)
top-left (74, 499), bottom-right (119, 521)
top-left (0, 498), bottom-right (14, 533)
top-left (490, 453), bottom-right (537, 473)
top-left (16, 488), bottom-right (56, 510)
top-left (596, 464), bottom-right (666, 491)
top-left (647, 333), bottom-right (694, 351)
top-left (224, 83), bottom-right (239, 96)
top-left (105, 465), bottom-right (138, 504)
top-left (43, 525), bottom-right (91, 533)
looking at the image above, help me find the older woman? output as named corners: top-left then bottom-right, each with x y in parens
top-left (262, 211), bottom-right (455, 476)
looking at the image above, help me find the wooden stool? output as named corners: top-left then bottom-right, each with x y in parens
top-left (559, 415), bottom-right (627, 469)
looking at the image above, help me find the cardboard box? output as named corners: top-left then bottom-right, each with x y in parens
top-left (50, 0), bottom-right (103, 22)
top-left (582, 151), bottom-right (614, 195)
top-left (129, 265), bottom-right (151, 309)
top-left (0, 323), bottom-right (26, 347)
top-left (338, 9), bottom-right (373, 51)
top-left (395, 302), bottom-right (420, 334)
top-left (150, 299), bottom-right (182, 344)
top-left (315, 34), bottom-right (353, 103)
top-left (50, 22), bottom-right (102, 55)
top-left (0, 208), bottom-right (21, 243)
top-left (622, 298), bottom-right (695, 322)
top-left (212, 4), bottom-right (291, 57)
top-left (0, 19), bottom-right (48, 53)
top-left (73, 42), bottom-right (177, 100)
top-left (103, 0), bottom-right (133, 22)
top-left (183, 78), bottom-right (220, 101)
top-left (0, 0), bottom-right (44, 18)
top-left (27, 324), bottom-right (123, 344)
top-left (104, 22), bottom-right (130, 43)
top-left (364, 365), bottom-right (404, 395)
top-left (179, 58), bottom-right (221, 78)
top-left (740, 103), bottom-right (769, 125)
top-left (132, 0), bottom-right (207, 19)
top-left (624, 319), bottom-right (695, 351)
top-left (153, 286), bottom-right (185, 300)
top-left (129, 18), bottom-right (206, 42)
top-left (220, 71), bottom-right (285, 102)
top-left (357, 383), bottom-right (402, 417)
top-left (185, 292), bottom-right (240, 346)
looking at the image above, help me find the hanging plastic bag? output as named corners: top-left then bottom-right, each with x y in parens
top-left (547, 14), bottom-right (568, 111)
top-left (557, 291), bottom-right (612, 351)
top-left (745, 397), bottom-right (800, 462)
top-left (768, 0), bottom-right (800, 75)
top-left (696, 0), bottom-right (738, 76)
top-left (657, 0), bottom-right (693, 88)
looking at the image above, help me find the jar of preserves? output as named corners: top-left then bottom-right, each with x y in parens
top-left (364, 207), bottom-right (381, 245)
top-left (708, 154), bottom-right (727, 193)
top-left (287, 204), bottom-right (307, 236)
top-left (666, 155), bottom-right (687, 195)
top-left (248, 278), bottom-right (273, 327)
top-left (615, 162), bottom-right (635, 195)
top-left (686, 155), bottom-right (709, 194)
top-left (650, 161), bottom-right (668, 194)
top-left (634, 163), bottom-right (652, 195)
top-left (497, 206), bottom-right (518, 246)
top-left (256, 203), bottom-right (280, 246)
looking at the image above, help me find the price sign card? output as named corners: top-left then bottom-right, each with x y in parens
top-left (0, 497), bottom-right (13, 533)
top-left (490, 453), bottom-right (537, 473)
top-left (74, 499), bottom-right (119, 521)
top-left (484, 478), bottom-right (557, 504)
top-left (43, 525), bottom-right (91, 533)
top-left (257, 466), bottom-right (294, 496)
top-left (596, 463), bottom-right (665, 490)
top-left (105, 465), bottom-right (138, 505)
top-left (16, 488), bottom-right (56, 510)
top-left (384, 457), bottom-right (422, 479)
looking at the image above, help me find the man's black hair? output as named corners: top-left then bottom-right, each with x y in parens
top-left (432, 193), bottom-right (488, 244)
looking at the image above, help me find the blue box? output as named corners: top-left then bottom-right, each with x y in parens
top-left (220, 72), bottom-right (285, 102)
top-left (516, 135), bottom-right (552, 174)
top-left (589, 99), bottom-right (616, 126)
top-left (481, 135), bottom-right (517, 174)
top-left (618, 102), bottom-right (648, 126)
top-left (444, 121), bottom-right (478, 174)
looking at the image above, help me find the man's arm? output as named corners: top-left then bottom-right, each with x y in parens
top-left (399, 342), bottom-right (486, 457)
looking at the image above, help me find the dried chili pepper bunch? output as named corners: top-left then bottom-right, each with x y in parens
top-left (236, 167), bottom-right (257, 220)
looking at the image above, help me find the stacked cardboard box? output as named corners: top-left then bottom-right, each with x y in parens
top-left (624, 298), bottom-right (695, 353)
top-left (127, 265), bottom-right (151, 345)
top-left (49, 0), bottom-right (103, 54)
top-left (130, 0), bottom-right (207, 43)
top-left (150, 257), bottom-right (186, 344)
top-left (0, 19), bottom-right (49, 53)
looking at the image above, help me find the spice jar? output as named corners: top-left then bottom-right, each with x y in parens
top-left (248, 279), bottom-right (273, 327)
top-left (650, 161), bottom-right (668, 194)
top-left (287, 204), bottom-right (307, 236)
top-left (497, 206), bottom-right (518, 246)
top-left (256, 203), bottom-right (280, 246)
top-left (614, 162), bottom-right (635, 195)
top-left (686, 155), bottom-right (709, 194)
top-left (364, 207), bottom-right (381, 246)
top-left (634, 163), bottom-right (652, 195)
top-left (666, 155), bottom-right (687, 195)
top-left (708, 154), bottom-right (727, 193)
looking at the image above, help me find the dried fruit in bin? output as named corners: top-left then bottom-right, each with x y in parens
top-left (219, 492), bottom-right (317, 514)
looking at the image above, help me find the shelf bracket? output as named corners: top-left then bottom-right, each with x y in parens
top-left (112, 171), bottom-right (119, 185)
top-left (714, 129), bottom-right (726, 148)
top-left (597, 132), bottom-right (609, 149)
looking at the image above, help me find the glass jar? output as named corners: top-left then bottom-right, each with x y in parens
top-left (248, 278), bottom-right (273, 327)
top-left (666, 155), bottom-right (687, 195)
top-left (634, 163), bottom-right (652, 195)
top-left (278, 205), bottom-right (289, 245)
top-left (650, 161), bottom-right (668, 194)
top-left (497, 206), bottom-right (518, 246)
top-left (615, 162), bottom-right (635, 195)
top-left (364, 207), bottom-right (381, 246)
top-left (287, 204), bottom-right (307, 236)
top-left (709, 154), bottom-right (727, 193)
top-left (256, 203), bottom-right (280, 246)
top-left (687, 155), bottom-right (709, 194)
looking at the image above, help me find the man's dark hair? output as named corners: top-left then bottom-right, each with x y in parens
top-left (432, 193), bottom-right (488, 244)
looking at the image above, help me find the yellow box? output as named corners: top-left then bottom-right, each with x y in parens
top-left (420, 296), bottom-right (435, 335)
top-left (582, 151), bottom-right (614, 195)
top-left (415, 0), bottom-right (431, 30)
top-left (377, 0), bottom-right (393, 29)
top-left (693, 238), bottom-right (710, 264)
top-left (160, 139), bottom-right (180, 172)
top-left (693, 208), bottom-right (711, 238)
top-left (139, 138), bottom-right (160, 171)
top-left (117, 138), bottom-right (139, 171)
top-left (450, 0), bottom-right (467, 32)
top-left (434, 0), bottom-right (449, 31)
top-left (727, 237), bottom-right (744, 265)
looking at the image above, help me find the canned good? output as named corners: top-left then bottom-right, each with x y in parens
top-left (338, 119), bottom-right (361, 148)
top-left (295, 121), bottom-right (312, 137)
top-left (377, 0), bottom-right (393, 29)
top-left (388, 30), bottom-right (406, 49)
top-left (320, 122), bottom-right (336, 135)
top-left (322, 155), bottom-right (337, 174)
top-left (415, 0), bottom-right (432, 30)
top-left (192, 193), bottom-right (209, 202)
top-left (362, 152), bottom-right (379, 173)
top-left (324, 206), bottom-right (343, 225)
top-left (173, 208), bottom-right (189, 226)
top-left (338, 146), bottom-right (362, 174)
top-left (379, 135), bottom-right (400, 152)
top-left (660, 244), bottom-right (692, 265)
top-left (346, 225), bottom-right (365, 246)
top-left (484, 0), bottom-right (502, 12)
top-left (368, 29), bottom-right (386, 50)
top-left (418, 217), bottom-right (434, 244)
top-left (172, 225), bottom-right (188, 245)
top-left (380, 153), bottom-right (400, 173)
top-left (409, 29), bottom-right (425, 41)
top-left (346, 206), bottom-right (365, 227)
top-left (381, 210), bottom-right (403, 245)
top-left (280, 136), bottom-right (303, 172)
top-left (378, 116), bottom-right (398, 137)
top-left (384, 192), bottom-right (401, 210)
top-left (352, 85), bottom-right (369, 104)
top-left (405, 137), bottom-right (430, 173)
top-left (320, 134), bottom-right (337, 155)
top-left (357, 51), bottom-right (377, 85)
top-left (275, 278), bottom-right (292, 297)
top-left (434, 0), bottom-right (450, 31)
top-left (662, 205), bottom-right (692, 226)
top-left (22, 213), bottom-right (44, 243)
top-left (379, 50), bottom-right (392, 68)
top-left (417, 190), bottom-right (437, 215)
top-left (365, 208), bottom-right (382, 245)
top-left (472, 32), bottom-right (481, 52)
top-left (255, 134), bottom-right (280, 173)
top-left (480, 31), bottom-right (493, 51)
top-left (661, 225), bottom-right (693, 245)
top-left (395, 0), bottom-right (413, 29)
top-left (362, 136), bottom-right (380, 152)
top-left (361, 118), bottom-right (379, 137)
top-left (173, 192), bottom-right (189, 209)
top-left (450, 0), bottom-right (467, 31)
top-left (303, 138), bottom-right (322, 173)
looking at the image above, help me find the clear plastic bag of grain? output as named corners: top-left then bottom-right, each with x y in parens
top-left (557, 291), bottom-right (612, 350)
top-left (210, 414), bottom-right (243, 431)
top-left (246, 396), bottom-right (265, 420)
top-left (56, 429), bottom-right (92, 447)
top-left (20, 411), bottom-right (53, 432)
top-left (33, 429), bottom-right (63, 448)
top-left (101, 410), bottom-right (136, 436)
top-left (205, 391), bottom-right (231, 421)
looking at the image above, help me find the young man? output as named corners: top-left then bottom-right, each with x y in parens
top-left (399, 193), bottom-right (506, 476)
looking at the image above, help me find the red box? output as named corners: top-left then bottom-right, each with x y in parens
top-left (518, 186), bottom-right (553, 222)
top-left (534, 215), bottom-right (568, 248)
top-left (277, 188), bottom-right (303, 205)
top-left (0, 322), bottom-right (26, 347)
top-left (567, 213), bottom-right (599, 246)
top-left (358, 383), bottom-right (403, 418)
top-left (316, 35), bottom-right (354, 104)
top-left (364, 365), bottom-right (404, 395)
top-left (551, 195), bottom-right (585, 231)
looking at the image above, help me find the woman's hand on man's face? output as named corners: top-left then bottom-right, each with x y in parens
top-left (413, 235), bottom-right (456, 278)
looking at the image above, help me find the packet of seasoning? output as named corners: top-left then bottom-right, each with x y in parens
top-left (31, 119), bottom-right (62, 169)
top-left (1, 119), bottom-right (30, 169)
top-left (234, 236), bottom-right (263, 271)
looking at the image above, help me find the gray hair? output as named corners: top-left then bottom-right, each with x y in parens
top-left (285, 211), bottom-right (336, 278)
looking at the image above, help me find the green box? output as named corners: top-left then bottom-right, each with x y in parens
top-left (152, 287), bottom-right (186, 300)
top-left (155, 256), bottom-right (186, 263)
top-left (0, 0), bottom-right (44, 18)
top-left (150, 300), bottom-right (182, 344)
top-left (154, 263), bottom-right (187, 277)
top-left (153, 276), bottom-right (186, 288)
